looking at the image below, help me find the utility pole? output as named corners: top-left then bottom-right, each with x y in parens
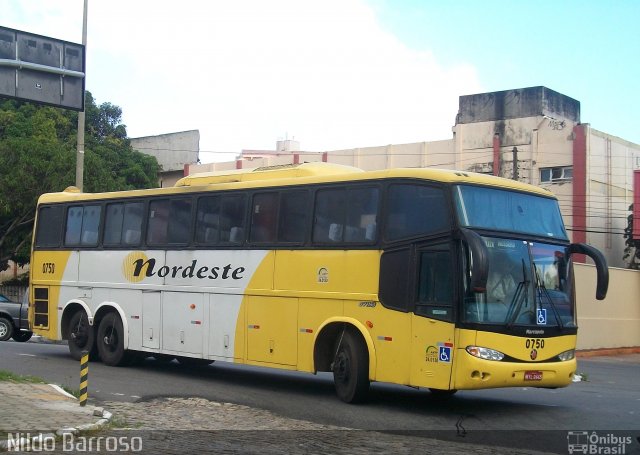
top-left (512, 146), bottom-right (519, 181)
top-left (75, 0), bottom-right (88, 191)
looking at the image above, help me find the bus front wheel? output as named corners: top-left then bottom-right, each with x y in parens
top-left (332, 329), bottom-right (370, 403)
top-left (97, 312), bottom-right (130, 366)
top-left (67, 311), bottom-right (94, 360)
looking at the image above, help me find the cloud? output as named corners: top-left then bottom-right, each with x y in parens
top-left (2, 0), bottom-right (481, 161)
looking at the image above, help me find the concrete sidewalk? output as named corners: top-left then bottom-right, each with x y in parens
top-left (0, 382), bottom-right (558, 454)
top-left (0, 382), bottom-right (110, 451)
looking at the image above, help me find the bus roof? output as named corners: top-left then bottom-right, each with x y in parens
top-left (37, 162), bottom-right (554, 204)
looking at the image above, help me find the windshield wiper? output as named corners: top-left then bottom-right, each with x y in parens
top-left (533, 266), bottom-right (564, 329)
top-left (505, 260), bottom-right (530, 329)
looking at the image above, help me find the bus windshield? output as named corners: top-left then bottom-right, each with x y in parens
top-left (463, 236), bottom-right (575, 328)
top-left (454, 185), bottom-right (568, 239)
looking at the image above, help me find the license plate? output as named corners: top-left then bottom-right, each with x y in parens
top-left (524, 371), bottom-right (543, 381)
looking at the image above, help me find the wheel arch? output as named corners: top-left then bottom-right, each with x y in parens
top-left (0, 311), bottom-right (15, 325)
top-left (94, 302), bottom-right (130, 350)
top-left (60, 300), bottom-right (92, 340)
top-left (312, 317), bottom-right (376, 380)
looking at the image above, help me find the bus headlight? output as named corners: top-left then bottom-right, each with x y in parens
top-left (557, 349), bottom-right (575, 361)
top-left (466, 346), bottom-right (505, 361)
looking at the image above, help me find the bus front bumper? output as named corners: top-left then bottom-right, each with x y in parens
top-left (453, 350), bottom-right (577, 390)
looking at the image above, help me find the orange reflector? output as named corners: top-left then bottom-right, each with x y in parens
top-left (365, 320), bottom-right (374, 329)
top-left (190, 304), bottom-right (196, 309)
top-left (377, 336), bottom-right (392, 342)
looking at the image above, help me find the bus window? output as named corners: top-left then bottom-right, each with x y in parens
top-left (196, 194), bottom-right (246, 245)
top-left (345, 187), bottom-right (378, 242)
top-left (385, 184), bottom-right (448, 241)
top-left (250, 193), bottom-right (278, 243)
top-left (64, 205), bottom-right (101, 247)
top-left (147, 198), bottom-right (192, 246)
top-left (35, 206), bottom-right (64, 248)
top-left (313, 187), bottom-right (378, 243)
top-left (167, 199), bottom-right (192, 244)
top-left (415, 246), bottom-right (454, 321)
top-left (147, 200), bottom-right (170, 245)
top-left (278, 191), bottom-right (308, 243)
top-left (104, 202), bottom-right (144, 246)
top-left (122, 203), bottom-right (144, 245)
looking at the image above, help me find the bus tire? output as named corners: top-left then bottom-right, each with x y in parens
top-left (96, 312), bottom-right (129, 366)
top-left (332, 329), bottom-right (370, 403)
top-left (67, 311), bottom-right (94, 361)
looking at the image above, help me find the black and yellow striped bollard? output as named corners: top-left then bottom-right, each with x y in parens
top-left (79, 350), bottom-right (89, 407)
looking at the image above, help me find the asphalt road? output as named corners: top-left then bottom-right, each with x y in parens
top-left (2, 340), bottom-right (639, 452)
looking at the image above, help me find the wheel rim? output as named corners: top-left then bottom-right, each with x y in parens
top-left (333, 350), bottom-right (351, 384)
top-left (70, 317), bottom-right (89, 348)
top-left (0, 324), bottom-right (7, 338)
top-left (102, 321), bottom-right (119, 354)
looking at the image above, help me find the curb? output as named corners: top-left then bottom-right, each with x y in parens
top-left (576, 346), bottom-right (640, 358)
top-left (0, 387), bottom-right (112, 452)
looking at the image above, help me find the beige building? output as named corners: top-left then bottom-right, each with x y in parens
top-left (188, 87), bottom-right (640, 269)
top-left (131, 130), bottom-right (200, 187)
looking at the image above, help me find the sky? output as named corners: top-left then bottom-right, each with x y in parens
top-left (1, 0), bottom-right (639, 163)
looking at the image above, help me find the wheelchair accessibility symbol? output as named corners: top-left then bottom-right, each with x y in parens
top-left (537, 308), bottom-right (547, 325)
top-left (439, 346), bottom-right (452, 363)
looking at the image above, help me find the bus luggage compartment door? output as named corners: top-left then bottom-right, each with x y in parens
top-left (162, 292), bottom-right (204, 355)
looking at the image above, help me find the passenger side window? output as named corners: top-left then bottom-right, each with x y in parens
top-left (35, 205), bottom-right (64, 248)
top-left (64, 205), bottom-right (101, 247)
top-left (195, 194), bottom-right (246, 245)
top-left (313, 187), bottom-right (378, 243)
top-left (278, 191), bottom-right (308, 243)
top-left (250, 193), bottom-right (278, 243)
top-left (104, 202), bottom-right (144, 246)
top-left (147, 198), bottom-right (192, 245)
top-left (385, 184), bottom-right (449, 241)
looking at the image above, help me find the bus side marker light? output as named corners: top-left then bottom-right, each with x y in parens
top-left (366, 321), bottom-right (373, 329)
top-left (377, 336), bottom-right (392, 342)
top-left (299, 328), bottom-right (313, 333)
top-left (190, 304), bottom-right (196, 309)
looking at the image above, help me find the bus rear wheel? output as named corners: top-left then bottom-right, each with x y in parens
top-left (97, 312), bottom-right (130, 366)
top-left (67, 311), bottom-right (94, 360)
top-left (332, 329), bottom-right (370, 403)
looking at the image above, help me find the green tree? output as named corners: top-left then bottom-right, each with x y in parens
top-left (0, 93), bottom-right (160, 270)
top-left (623, 203), bottom-right (640, 269)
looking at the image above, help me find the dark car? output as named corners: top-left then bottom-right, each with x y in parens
top-left (0, 292), bottom-right (33, 342)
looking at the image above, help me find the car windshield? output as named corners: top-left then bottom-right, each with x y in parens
top-left (0, 294), bottom-right (9, 302)
top-left (454, 185), bottom-right (568, 240)
top-left (463, 236), bottom-right (575, 328)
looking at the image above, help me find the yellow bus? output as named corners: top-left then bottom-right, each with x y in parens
top-left (29, 162), bottom-right (608, 402)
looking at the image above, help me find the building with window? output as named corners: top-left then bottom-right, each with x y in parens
top-left (186, 87), bottom-right (640, 268)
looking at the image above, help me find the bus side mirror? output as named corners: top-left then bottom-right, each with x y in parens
top-left (568, 243), bottom-right (609, 300)
top-left (459, 228), bottom-right (489, 292)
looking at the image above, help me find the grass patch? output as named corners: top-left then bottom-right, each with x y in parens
top-left (0, 370), bottom-right (46, 384)
top-left (61, 385), bottom-right (82, 399)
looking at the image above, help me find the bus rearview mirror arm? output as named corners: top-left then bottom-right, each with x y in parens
top-left (458, 228), bottom-right (489, 292)
top-left (567, 243), bottom-right (609, 300)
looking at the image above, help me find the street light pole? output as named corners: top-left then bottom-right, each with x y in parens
top-left (75, 0), bottom-right (88, 191)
